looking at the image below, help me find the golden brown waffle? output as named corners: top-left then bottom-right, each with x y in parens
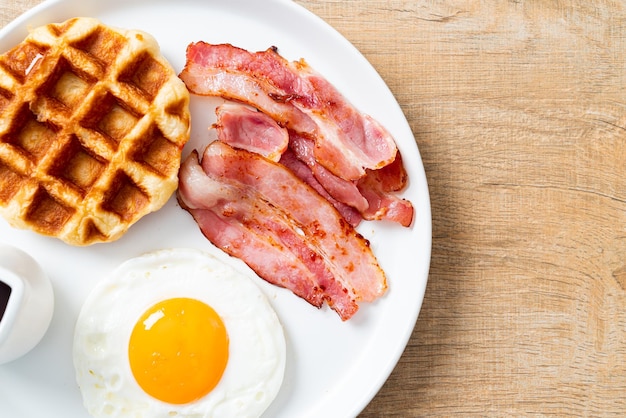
top-left (0, 17), bottom-right (190, 245)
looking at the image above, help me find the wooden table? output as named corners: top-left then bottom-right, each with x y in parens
top-left (2, 0), bottom-right (625, 416)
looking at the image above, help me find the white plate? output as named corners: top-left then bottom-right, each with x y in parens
top-left (0, 0), bottom-right (432, 417)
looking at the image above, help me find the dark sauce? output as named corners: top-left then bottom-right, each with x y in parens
top-left (0, 281), bottom-right (11, 322)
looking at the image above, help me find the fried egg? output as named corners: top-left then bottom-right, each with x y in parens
top-left (73, 248), bottom-right (286, 418)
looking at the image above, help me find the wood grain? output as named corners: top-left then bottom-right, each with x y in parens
top-left (2, 0), bottom-right (625, 416)
top-left (293, 1), bottom-right (626, 416)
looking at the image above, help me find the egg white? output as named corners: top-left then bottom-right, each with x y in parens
top-left (73, 248), bottom-right (286, 418)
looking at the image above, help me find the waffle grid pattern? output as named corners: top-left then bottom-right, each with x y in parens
top-left (0, 18), bottom-right (190, 245)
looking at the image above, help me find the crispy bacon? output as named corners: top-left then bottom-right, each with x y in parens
top-left (214, 103), bottom-right (288, 162)
top-left (177, 142), bottom-right (388, 320)
top-left (179, 42), bottom-right (398, 180)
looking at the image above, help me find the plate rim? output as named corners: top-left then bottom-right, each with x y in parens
top-left (0, 0), bottom-right (432, 416)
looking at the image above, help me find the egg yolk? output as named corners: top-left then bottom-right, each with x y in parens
top-left (128, 297), bottom-right (229, 404)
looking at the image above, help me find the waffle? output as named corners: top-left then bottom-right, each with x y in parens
top-left (0, 17), bottom-right (190, 245)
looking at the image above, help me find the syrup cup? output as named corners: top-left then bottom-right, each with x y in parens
top-left (0, 243), bottom-right (54, 365)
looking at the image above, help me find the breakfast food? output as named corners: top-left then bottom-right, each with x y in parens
top-left (73, 248), bottom-right (286, 418)
top-left (214, 102), bottom-right (364, 226)
top-left (214, 102), bottom-right (288, 162)
top-left (179, 42), bottom-right (398, 180)
top-left (0, 17), bottom-right (190, 245)
top-left (178, 41), bottom-right (413, 226)
top-left (177, 42), bottom-right (413, 320)
top-left (178, 142), bottom-right (388, 321)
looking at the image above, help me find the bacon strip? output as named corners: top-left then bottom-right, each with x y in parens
top-left (289, 131), bottom-right (369, 213)
top-left (177, 154), bottom-right (327, 310)
top-left (278, 148), bottom-right (363, 227)
top-left (358, 152), bottom-right (414, 226)
top-left (178, 142), bottom-right (388, 319)
top-left (214, 103), bottom-right (288, 162)
top-left (179, 42), bottom-right (398, 180)
top-left (180, 59), bottom-right (317, 134)
top-left (201, 141), bottom-right (387, 302)
top-left (211, 101), bottom-right (412, 226)
top-left (210, 102), bottom-right (364, 225)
